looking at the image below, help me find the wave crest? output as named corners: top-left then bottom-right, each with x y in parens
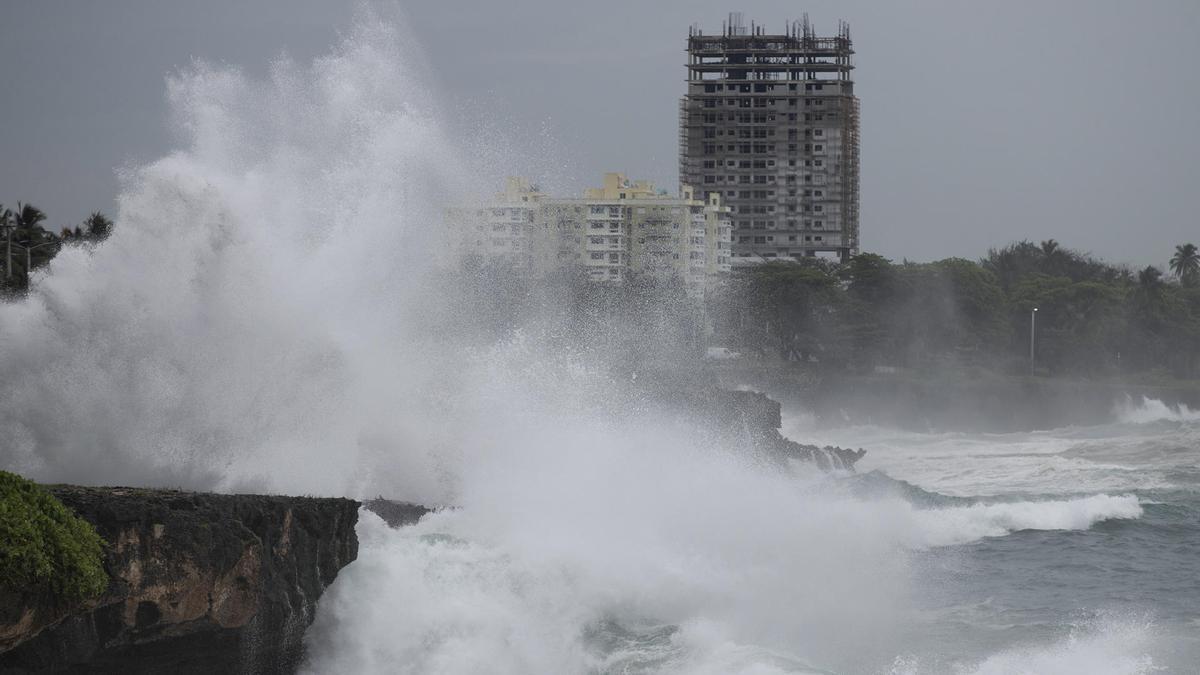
top-left (1114, 395), bottom-right (1200, 424)
top-left (908, 494), bottom-right (1142, 549)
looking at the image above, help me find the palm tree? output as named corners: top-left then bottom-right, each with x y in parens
top-left (4, 203), bottom-right (57, 289)
top-left (12, 203), bottom-right (47, 231)
top-left (1040, 239), bottom-right (1068, 276)
top-left (1138, 265), bottom-right (1163, 289)
top-left (1169, 243), bottom-right (1199, 287)
top-left (82, 211), bottom-right (113, 240)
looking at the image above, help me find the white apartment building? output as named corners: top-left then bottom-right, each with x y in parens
top-left (449, 173), bottom-right (732, 296)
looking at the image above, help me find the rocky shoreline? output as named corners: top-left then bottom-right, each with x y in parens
top-left (0, 385), bottom-right (862, 674)
top-left (634, 374), bottom-right (867, 470)
top-left (0, 487), bottom-right (358, 674)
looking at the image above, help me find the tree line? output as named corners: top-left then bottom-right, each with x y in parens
top-left (0, 203), bottom-right (113, 294)
top-left (709, 240), bottom-right (1200, 379)
top-left (4, 202), bottom-right (1196, 381)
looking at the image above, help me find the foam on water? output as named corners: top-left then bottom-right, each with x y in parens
top-left (959, 615), bottom-right (1159, 675)
top-left (1114, 395), bottom-right (1200, 425)
top-left (784, 406), bottom-right (1199, 497)
top-left (889, 621), bottom-right (1159, 675)
top-left (300, 444), bottom-right (1141, 674)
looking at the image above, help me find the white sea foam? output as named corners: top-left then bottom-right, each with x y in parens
top-left (783, 412), bottom-right (1190, 497)
top-left (960, 615), bottom-right (1160, 675)
top-left (301, 461), bottom-right (1141, 674)
top-left (906, 494), bottom-right (1142, 549)
top-left (1114, 395), bottom-right (1200, 424)
top-left (885, 616), bottom-right (1161, 675)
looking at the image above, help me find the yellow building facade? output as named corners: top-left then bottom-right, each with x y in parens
top-left (449, 173), bottom-right (732, 296)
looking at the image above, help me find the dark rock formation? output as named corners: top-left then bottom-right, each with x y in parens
top-left (0, 487), bottom-right (359, 675)
top-left (696, 388), bottom-right (866, 470)
top-left (362, 498), bottom-right (431, 528)
top-left (634, 372), bottom-right (865, 470)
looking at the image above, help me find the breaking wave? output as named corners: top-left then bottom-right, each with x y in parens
top-left (1114, 395), bottom-right (1200, 425)
top-left (959, 615), bottom-right (1159, 675)
top-left (0, 13), bottom-right (471, 500)
top-left (905, 493), bottom-right (1142, 549)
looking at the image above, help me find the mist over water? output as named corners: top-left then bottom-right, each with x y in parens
top-left (0, 12), bottom-right (1192, 675)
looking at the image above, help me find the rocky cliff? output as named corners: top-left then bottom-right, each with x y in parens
top-left (634, 371), bottom-right (865, 470)
top-left (0, 487), bottom-right (358, 674)
top-left (685, 387), bottom-right (865, 470)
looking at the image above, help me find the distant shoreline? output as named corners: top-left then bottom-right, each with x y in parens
top-left (710, 361), bottom-right (1200, 433)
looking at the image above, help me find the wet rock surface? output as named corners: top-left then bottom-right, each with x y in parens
top-left (635, 372), bottom-right (866, 470)
top-left (0, 487), bottom-right (358, 674)
top-left (704, 388), bottom-right (866, 470)
top-left (362, 498), bottom-right (431, 528)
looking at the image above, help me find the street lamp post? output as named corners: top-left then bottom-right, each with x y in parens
top-left (1029, 307), bottom-right (1039, 368)
top-left (11, 240), bottom-right (62, 283)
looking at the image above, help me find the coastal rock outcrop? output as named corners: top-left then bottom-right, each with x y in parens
top-left (634, 372), bottom-right (866, 470)
top-left (0, 487), bottom-right (358, 674)
top-left (699, 388), bottom-right (866, 470)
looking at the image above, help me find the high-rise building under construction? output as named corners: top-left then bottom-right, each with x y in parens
top-left (680, 14), bottom-right (860, 263)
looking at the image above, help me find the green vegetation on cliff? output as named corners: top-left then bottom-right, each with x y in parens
top-left (0, 471), bottom-right (107, 601)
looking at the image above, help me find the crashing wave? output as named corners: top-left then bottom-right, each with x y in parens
top-left (1113, 395), bottom-right (1200, 424)
top-left (905, 493), bottom-right (1143, 549)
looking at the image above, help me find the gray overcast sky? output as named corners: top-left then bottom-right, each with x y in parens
top-left (2, 0), bottom-right (1198, 266)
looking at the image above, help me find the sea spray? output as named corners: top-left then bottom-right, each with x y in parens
top-left (1114, 395), bottom-right (1200, 425)
top-left (0, 14), bottom-right (467, 499)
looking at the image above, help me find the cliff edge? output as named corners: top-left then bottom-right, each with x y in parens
top-left (0, 487), bottom-right (358, 674)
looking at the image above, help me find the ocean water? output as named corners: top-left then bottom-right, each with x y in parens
top-left (301, 396), bottom-right (1198, 675)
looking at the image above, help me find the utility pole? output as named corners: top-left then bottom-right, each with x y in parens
top-left (1029, 307), bottom-right (1038, 368)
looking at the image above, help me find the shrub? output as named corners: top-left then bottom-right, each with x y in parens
top-left (0, 471), bottom-right (107, 601)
